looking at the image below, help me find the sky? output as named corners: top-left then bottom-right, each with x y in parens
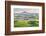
top-left (14, 8), bottom-right (39, 13)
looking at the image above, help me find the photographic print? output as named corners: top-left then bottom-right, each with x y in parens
top-left (5, 1), bottom-right (45, 35)
top-left (14, 8), bottom-right (39, 27)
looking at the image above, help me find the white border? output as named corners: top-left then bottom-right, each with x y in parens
top-left (11, 5), bottom-right (42, 32)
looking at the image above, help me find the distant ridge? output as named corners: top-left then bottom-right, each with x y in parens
top-left (22, 11), bottom-right (28, 13)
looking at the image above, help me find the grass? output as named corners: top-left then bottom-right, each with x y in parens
top-left (14, 20), bottom-right (39, 27)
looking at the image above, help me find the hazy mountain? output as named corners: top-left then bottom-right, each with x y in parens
top-left (14, 12), bottom-right (39, 17)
